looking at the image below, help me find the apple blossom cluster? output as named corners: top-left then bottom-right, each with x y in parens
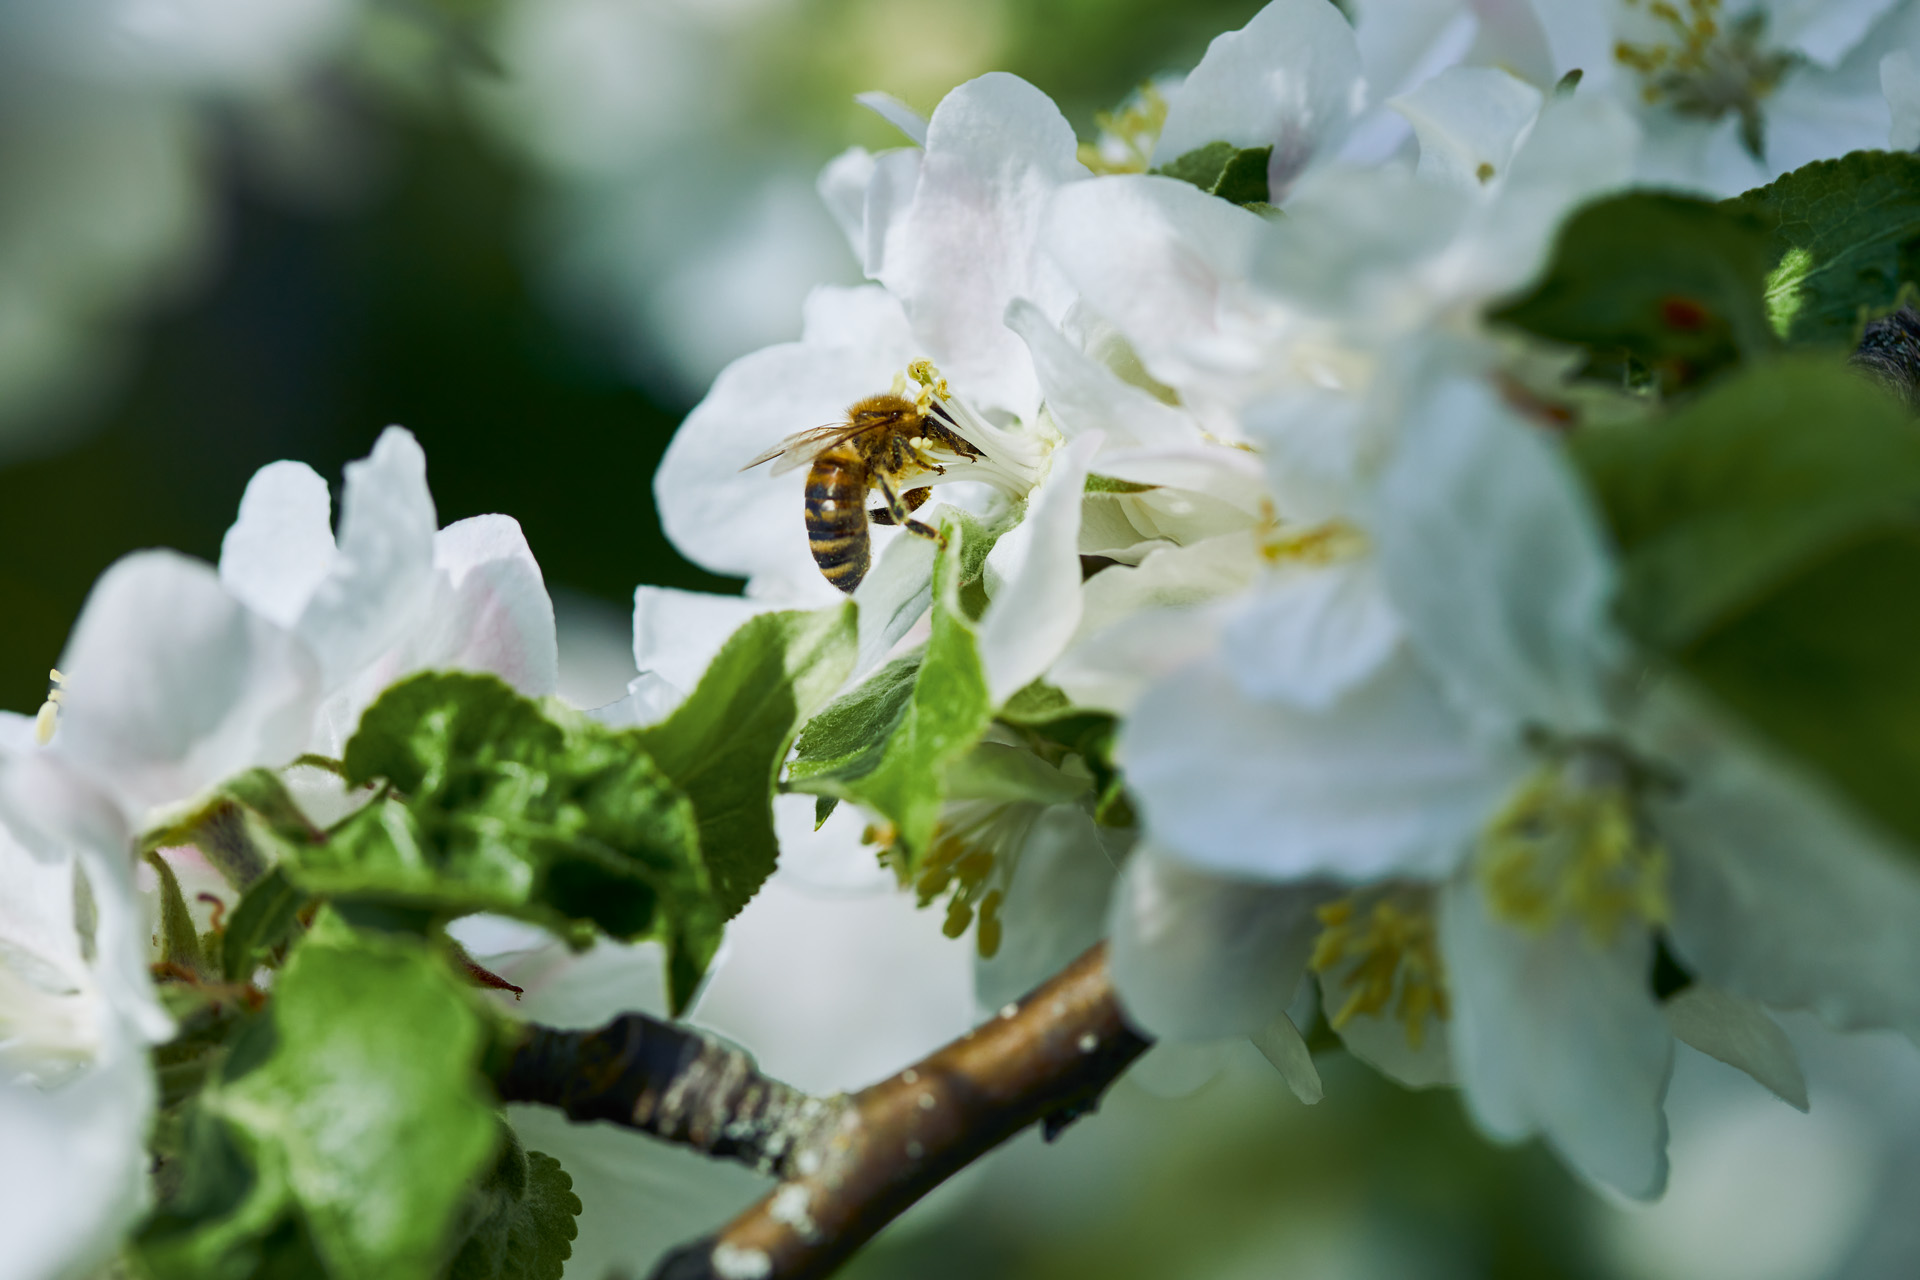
top-left (657, 0), bottom-right (1920, 1202)
top-left (6, 1), bottom-right (1920, 1277)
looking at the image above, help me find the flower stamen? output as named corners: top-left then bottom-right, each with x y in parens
top-left (34, 668), bottom-right (64, 745)
top-left (1310, 889), bottom-right (1448, 1050)
top-left (1479, 747), bottom-right (1670, 944)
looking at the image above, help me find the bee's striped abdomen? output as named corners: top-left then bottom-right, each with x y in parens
top-left (805, 451), bottom-right (871, 593)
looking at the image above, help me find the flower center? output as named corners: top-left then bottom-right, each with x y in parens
top-left (1613, 0), bottom-right (1796, 157)
top-left (1077, 84), bottom-right (1169, 175)
top-left (1310, 888), bottom-right (1448, 1050)
top-left (1257, 506), bottom-right (1370, 566)
top-left (1478, 743), bottom-right (1670, 944)
top-left (908, 800), bottom-right (1046, 959)
top-left (894, 359), bottom-right (1057, 500)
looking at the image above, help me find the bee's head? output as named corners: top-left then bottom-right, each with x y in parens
top-left (847, 394), bottom-right (921, 428)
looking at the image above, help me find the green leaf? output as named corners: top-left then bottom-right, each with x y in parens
top-left (1494, 192), bottom-right (1776, 391)
top-left (141, 915), bottom-right (497, 1280)
top-left (1724, 150), bottom-right (1920, 345)
top-left (447, 1127), bottom-right (581, 1280)
top-left (221, 866), bottom-right (311, 982)
top-left (786, 519), bottom-right (993, 870)
top-left (143, 769), bottom-right (323, 891)
top-left (1152, 141), bottom-right (1273, 206)
top-left (787, 652), bottom-right (924, 793)
top-left (635, 604), bottom-right (857, 928)
top-left (1571, 357), bottom-right (1920, 649)
top-left (308, 672), bottom-right (717, 1009)
top-left (1083, 473), bottom-right (1159, 495)
top-left (1682, 529), bottom-right (1920, 851)
top-left (146, 850), bottom-right (207, 976)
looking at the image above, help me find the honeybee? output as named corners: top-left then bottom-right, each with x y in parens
top-left (742, 390), bottom-right (982, 593)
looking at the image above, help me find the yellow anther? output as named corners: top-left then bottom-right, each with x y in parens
top-left (906, 359), bottom-right (951, 414)
top-left (1479, 756), bottom-right (1670, 945)
top-left (976, 890), bottom-right (1003, 959)
top-left (1259, 517), bottom-right (1369, 567)
top-left (1311, 890), bottom-right (1448, 1051)
top-left (34, 669), bottom-right (65, 745)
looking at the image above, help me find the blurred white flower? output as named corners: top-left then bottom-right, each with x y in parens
top-left (1527, 0), bottom-right (1919, 194)
top-left (1120, 370), bottom-right (1920, 1198)
top-left (218, 426), bottom-right (560, 756)
top-left (0, 718), bottom-right (173, 1280)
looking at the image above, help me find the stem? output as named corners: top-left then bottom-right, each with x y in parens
top-left (491, 942), bottom-right (1148, 1278)
top-left (493, 1009), bottom-right (834, 1176)
top-left (655, 942), bottom-right (1147, 1280)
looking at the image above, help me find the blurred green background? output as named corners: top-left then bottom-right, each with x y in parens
top-left (0, 0), bottom-right (1267, 712)
top-left (5, 2), bottom-right (1915, 1277)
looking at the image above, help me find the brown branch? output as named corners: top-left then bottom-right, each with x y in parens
top-left (492, 1006), bottom-right (833, 1176)
top-left (653, 942), bottom-right (1148, 1280)
top-left (491, 942), bottom-right (1148, 1278)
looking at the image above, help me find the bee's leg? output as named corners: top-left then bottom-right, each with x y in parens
top-left (872, 481), bottom-right (939, 540)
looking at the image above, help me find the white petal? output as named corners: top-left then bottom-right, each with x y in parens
top-left (1252, 1013), bottom-right (1325, 1104)
top-left (770, 793), bottom-right (893, 894)
top-left (1108, 844), bottom-right (1325, 1040)
top-left (1474, 91), bottom-right (1638, 286)
top-left (1151, 0), bottom-right (1365, 197)
top-left (295, 427), bottom-right (439, 690)
top-left (1073, 532), bottom-right (1261, 639)
top-left (632, 587), bottom-right (777, 700)
top-left (1088, 445), bottom-right (1271, 515)
top-left (1079, 486), bottom-right (1258, 563)
top-left (1440, 872), bottom-right (1673, 1199)
top-left (854, 90), bottom-right (928, 145)
top-left (1370, 374), bottom-right (1617, 735)
top-left (1219, 556), bottom-right (1404, 710)
top-left (0, 1032), bottom-right (155, 1280)
top-left (655, 289), bottom-right (914, 596)
top-left (1045, 175), bottom-right (1274, 404)
top-left (881, 73), bottom-right (1085, 420)
top-left (218, 460), bottom-right (335, 629)
top-left (1520, 0), bottom-right (1615, 85)
top-left (1664, 984), bottom-right (1809, 1111)
top-left (467, 930), bottom-right (675, 1028)
top-left (816, 145), bottom-right (876, 263)
top-left (1391, 65), bottom-right (1543, 190)
top-left (1253, 166), bottom-right (1471, 319)
top-left (1354, 0), bottom-right (1482, 103)
top-left (851, 530), bottom-right (937, 679)
top-left (689, 878), bottom-right (975, 1094)
top-left (978, 433), bottom-right (1099, 705)
top-left (1005, 298), bottom-right (1209, 452)
top-left (973, 807), bottom-right (1120, 1013)
top-left (1761, 63), bottom-right (1897, 177)
top-left (1642, 686), bottom-right (1920, 1041)
top-left (303, 516), bottom-right (560, 755)
top-left (1768, 0), bottom-right (1904, 67)
top-left (54, 551), bottom-right (319, 817)
top-left (1124, 650), bottom-right (1515, 882)
top-left (1052, 600), bottom-right (1236, 716)
top-left (1244, 386), bottom-right (1380, 526)
top-left (423, 515), bottom-right (559, 696)
top-left (858, 147), bottom-right (923, 281)
top-left (1885, 50), bottom-right (1920, 149)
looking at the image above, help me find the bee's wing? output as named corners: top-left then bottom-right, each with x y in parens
top-left (739, 421), bottom-right (873, 475)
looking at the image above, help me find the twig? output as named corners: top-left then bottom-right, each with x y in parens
top-left (493, 1005), bottom-right (833, 1176)
top-left (490, 942), bottom-right (1149, 1279)
top-left (660, 943), bottom-right (1146, 1280)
